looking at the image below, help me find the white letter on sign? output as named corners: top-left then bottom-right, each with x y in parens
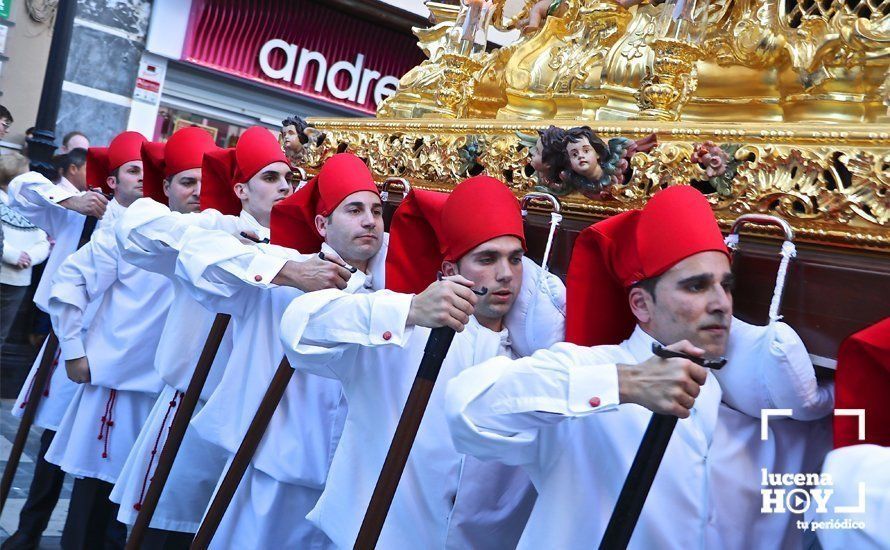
top-left (259, 39), bottom-right (297, 81)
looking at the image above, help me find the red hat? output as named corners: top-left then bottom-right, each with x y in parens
top-left (440, 175), bottom-right (526, 262)
top-left (270, 153), bottom-right (379, 251)
top-left (566, 185), bottom-right (728, 346)
top-left (200, 126), bottom-right (288, 215)
top-left (385, 188), bottom-right (450, 294)
top-left (142, 127), bottom-right (217, 205)
top-left (86, 131), bottom-right (147, 194)
top-left (834, 317), bottom-right (890, 449)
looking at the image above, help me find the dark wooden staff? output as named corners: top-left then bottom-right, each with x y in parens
top-left (190, 355), bottom-right (293, 549)
top-left (598, 344), bottom-right (726, 550)
top-left (0, 214), bottom-right (99, 514)
top-left (353, 326), bottom-right (457, 549)
top-left (125, 313), bottom-right (231, 549)
top-left (190, 251), bottom-right (358, 548)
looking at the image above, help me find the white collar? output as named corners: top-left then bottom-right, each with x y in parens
top-left (0, 188), bottom-right (7, 204)
top-left (59, 177), bottom-right (79, 194)
top-left (239, 210), bottom-right (270, 241)
top-left (625, 325), bottom-right (660, 363)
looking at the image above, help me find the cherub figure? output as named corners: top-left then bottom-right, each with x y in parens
top-left (559, 126), bottom-right (657, 198)
top-left (519, 125), bottom-right (570, 194)
top-left (280, 115), bottom-right (325, 165)
top-left (514, 0), bottom-right (643, 34)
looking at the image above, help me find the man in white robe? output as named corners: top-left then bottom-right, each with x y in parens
top-left (278, 176), bottom-right (570, 549)
top-left (44, 131), bottom-right (175, 549)
top-left (109, 125), bottom-right (305, 547)
top-left (3, 148), bottom-right (115, 549)
top-left (445, 185), bottom-right (832, 549)
top-left (172, 153), bottom-right (382, 549)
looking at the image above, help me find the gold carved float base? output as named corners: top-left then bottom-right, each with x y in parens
top-left (304, 118), bottom-right (890, 251)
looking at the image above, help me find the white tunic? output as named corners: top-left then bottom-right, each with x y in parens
top-left (815, 444), bottom-right (890, 550)
top-left (109, 198), bottom-right (258, 530)
top-left (279, 289), bottom-right (538, 550)
top-left (174, 229), bottom-right (387, 548)
top-left (445, 326), bottom-right (725, 550)
top-left (45, 213), bottom-right (174, 483)
top-left (9, 173), bottom-right (123, 431)
top-left (446, 321), bottom-right (832, 550)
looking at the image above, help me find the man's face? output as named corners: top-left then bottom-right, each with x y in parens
top-left (566, 137), bottom-right (601, 179)
top-left (234, 161), bottom-right (293, 219)
top-left (281, 125), bottom-right (303, 154)
top-left (107, 160), bottom-right (144, 207)
top-left (442, 235), bottom-right (524, 327)
top-left (315, 191), bottom-right (384, 266)
top-left (0, 118), bottom-right (10, 139)
top-left (165, 167), bottom-right (202, 213)
top-left (530, 139), bottom-right (545, 173)
top-left (65, 134), bottom-right (90, 152)
top-left (633, 251), bottom-right (734, 358)
top-left (67, 163), bottom-right (88, 191)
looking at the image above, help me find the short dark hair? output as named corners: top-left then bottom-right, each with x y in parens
top-left (632, 274), bottom-right (661, 303)
top-left (62, 130), bottom-right (88, 147)
top-left (52, 148), bottom-right (88, 175)
top-left (0, 104), bottom-right (12, 123)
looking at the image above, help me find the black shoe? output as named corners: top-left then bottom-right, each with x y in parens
top-left (1, 531), bottom-right (41, 550)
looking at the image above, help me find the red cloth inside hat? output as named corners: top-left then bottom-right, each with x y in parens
top-left (834, 317), bottom-right (890, 448)
top-left (566, 185), bottom-right (728, 346)
top-left (270, 153), bottom-right (379, 251)
top-left (141, 142), bottom-right (168, 204)
top-left (440, 175), bottom-right (526, 262)
top-left (86, 131), bottom-right (146, 194)
top-left (200, 148), bottom-right (241, 216)
top-left (142, 127), bottom-right (217, 206)
top-left (385, 188), bottom-right (449, 294)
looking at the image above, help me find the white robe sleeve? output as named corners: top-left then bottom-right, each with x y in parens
top-left (716, 318), bottom-right (834, 420)
top-left (7, 171), bottom-right (81, 235)
top-left (279, 288), bottom-right (414, 382)
top-left (48, 227), bottom-right (120, 360)
top-left (444, 343), bottom-right (620, 467)
top-left (25, 229), bottom-right (51, 266)
top-left (115, 198), bottom-right (241, 277)
top-left (173, 226), bottom-right (294, 317)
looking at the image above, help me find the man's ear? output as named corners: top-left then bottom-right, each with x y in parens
top-left (441, 260), bottom-right (458, 277)
top-left (105, 176), bottom-right (118, 191)
top-left (314, 214), bottom-right (327, 238)
top-left (628, 287), bottom-right (652, 324)
top-left (233, 182), bottom-right (248, 201)
top-left (163, 179), bottom-right (172, 198)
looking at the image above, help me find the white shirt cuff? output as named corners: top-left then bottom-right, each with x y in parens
top-left (60, 338), bottom-right (86, 361)
top-left (369, 292), bottom-right (414, 346)
top-left (244, 253), bottom-right (289, 288)
top-left (568, 363), bottom-right (621, 414)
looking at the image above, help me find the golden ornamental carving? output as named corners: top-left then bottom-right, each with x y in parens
top-left (300, 119), bottom-right (890, 250)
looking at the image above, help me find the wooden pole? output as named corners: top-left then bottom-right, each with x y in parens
top-left (354, 326), bottom-right (456, 549)
top-left (190, 356), bottom-right (294, 549)
top-left (0, 332), bottom-right (59, 514)
top-left (125, 313), bottom-right (231, 549)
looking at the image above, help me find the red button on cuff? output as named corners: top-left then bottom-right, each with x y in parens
top-left (254, 275), bottom-right (263, 282)
top-left (382, 331), bottom-right (392, 341)
top-left (589, 397), bottom-right (602, 408)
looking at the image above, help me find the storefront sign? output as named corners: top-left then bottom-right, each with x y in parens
top-left (183, 0), bottom-right (424, 115)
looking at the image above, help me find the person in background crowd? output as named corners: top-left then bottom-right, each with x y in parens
top-left (60, 132), bottom-right (90, 154)
top-left (0, 153), bottom-right (50, 350)
top-left (0, 105), bottom-right (13, 141)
